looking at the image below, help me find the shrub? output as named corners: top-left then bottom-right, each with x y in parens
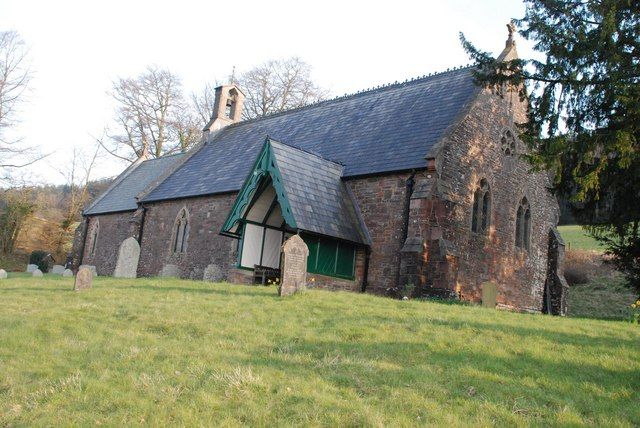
top-left (630, 299), bottom-right (640, 325)
top-left (564, 250), bottom-right (615, 286)
top-left (29, 250), bottom-right (51, 273)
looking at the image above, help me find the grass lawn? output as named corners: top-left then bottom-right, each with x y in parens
top-left (568, 276), bottom-right (638, 321)
top-left (1, 276), bottom-right (638, 426)
top-left (558, 225), bottom-right (605, 252)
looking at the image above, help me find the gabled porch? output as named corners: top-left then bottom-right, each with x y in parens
top-left (220, 137), bottom-right (371, 286)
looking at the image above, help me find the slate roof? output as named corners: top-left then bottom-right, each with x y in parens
top-left (142, 66), bottom-right (476, 202)
top-left (84, 154), bottom-right (185, 215)
top-left (269, 140), bottom-right (370, 245)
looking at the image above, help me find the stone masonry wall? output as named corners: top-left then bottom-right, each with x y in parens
top-left (349, 173), bottom-right (413, 295)
top-left (80, 211), bottom-right (137, 276)
top-left (426, 87), bottom-right (560, 311)
top-left (137, 194), bottom-right (238, 279)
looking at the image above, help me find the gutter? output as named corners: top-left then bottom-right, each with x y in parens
top-left (360, 247), bottom-right (371, 292)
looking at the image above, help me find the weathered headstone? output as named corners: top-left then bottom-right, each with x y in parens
top-left (0, 269), bottom-right (7, 279)
top-left (203, 264), bottom-right (223, 282)
top-left (32, 269), bottom-right (43, 277)
top-left (51, 265), bottom-right (65, 275)
top-left (481, 281), bottom-right (498, 308)
top-left (73, 266), bottom-right (93, 291)
top-left (62, 269), bottom-right (73, 277)
top-left (79, 265), bottom-right (97, 276)
top-left (113, 237), bottom-right (140, 278)
top-left (26, 264), bottom-right (38, 273)
top-left (279, 234), bottom-right (309, 297)
top-left (160, 264), bottom-right (179, 278)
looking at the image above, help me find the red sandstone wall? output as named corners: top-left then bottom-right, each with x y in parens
top-left (137, 194), bottom-right (238, 279)
top-left (81, 212), bottom-right (135, 276)
top-left (431, 88), bottom-right (560, 311)
top-left (348, 173), bottom-right (412, 295)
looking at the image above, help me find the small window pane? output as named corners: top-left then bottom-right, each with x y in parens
top-left (524, 209), bottom-right (531, 249)
top-left (317, 239), bottom-right (337, 275)
top-left (515, 206), bottom-right (523, 247)
top-left (481, 192), bottom-right (490, 232)
top-left (336, 243), bottom-right (355, 278)
top-left (471, 190), bottom-right (479, 232)
top-left (304, 236), bottom-right (319, 272)
top-left (241, 223), bottom-right (263, 268)
top-left (262, 228), bottom-right (283, 268)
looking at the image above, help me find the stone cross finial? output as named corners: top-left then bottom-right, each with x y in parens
top-left (506, 22), bottom-right (516, 46)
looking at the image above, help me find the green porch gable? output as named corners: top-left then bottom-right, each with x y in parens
top-left (220, 138), bottom-right (297, 237)
top-left (220, 137), bottom-right (370, 246)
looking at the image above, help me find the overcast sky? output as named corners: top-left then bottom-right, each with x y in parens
top-left (0, 0), bottom-right (534, 184)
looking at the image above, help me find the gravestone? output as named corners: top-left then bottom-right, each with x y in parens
top-left (62, 269), bottom-right (73, 277)
top-left (26, 264), bottom-right (38, 273)
top-left (160, 264), bottom-right (179, 278)
top-left (32, 269), bottom-right (43, 277)
top-left (79, 265), bottom-right (97, 276)
top-left (279, 234), bottom-right (309, 297)
top-left (74, 266), bottom-right (93, 291)
top-left (0, 269), bottom-right (7, 279)
top-left (203, 264), bottom-right (223, 282)
top-left (113, 237), bottom-right (140, 278)
top-left (481, 281), bottom-right (498, 308)
top-left (51, 265), bottom-right (65, 275)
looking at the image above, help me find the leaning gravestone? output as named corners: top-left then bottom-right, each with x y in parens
top-left (203, 264), bottom-right (223, 282)
top-left (32, 269), bottom-right (43, 277)
top-left (73, 266), bottom-right (93, 291)
top-left (481, 281), bottom-right (498, 308)
top-left (0, 269), bottom-right (7, 279)
top-left (279, 234), bottom-right (309, 297)
top-left (26, 264), bottom-right (38, 273)
top-left (62, 269), bottom-right (73, 277)
top-left (113, 237), bottom-right (140, 278)
top-left (51, 265), bottom-right (65, 275)
top-left (160, 264), bottom-right (179, 278)
top-left (79, 265), bottom-right (97, 276)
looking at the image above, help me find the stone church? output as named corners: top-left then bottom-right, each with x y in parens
top-left (73, 31), bottom-right (568, 314)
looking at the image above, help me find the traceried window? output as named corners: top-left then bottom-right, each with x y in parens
top-left (515, 197), bottom-right (531, 250)
top-left (501, 128), bottom-right (517, 156)
top-left (471, 179), bottom-right (491, 235)
top-left (89, 220), bottom-right (99, 257)
top-left (172, 208), bottom-right (190, 253)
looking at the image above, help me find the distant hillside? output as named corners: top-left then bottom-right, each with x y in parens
top-left (3, 177), bottom-right (114, 265)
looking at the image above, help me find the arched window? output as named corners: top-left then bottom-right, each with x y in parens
top-left (515, 197), bottom-right (531, 250)
top-left (89, 220), bottom-right (99, 257)
top-left (172, 208), bottom-right (189, 253)
top-left (471, 179), bottom-right (491, 234)
top-left (501, 128), bottom-right (517, 156)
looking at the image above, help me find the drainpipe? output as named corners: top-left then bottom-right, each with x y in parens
top-left (77, 215), bottom-right (89, 268)
top-left (395, 170), bottom-right (416, 289)
top-left (360, 247), bottom-right (371, 292)
top-left (137, 204), bottom-right (148, 244)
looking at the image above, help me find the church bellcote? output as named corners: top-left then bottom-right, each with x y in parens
top-left (202, 84), bottom-right (245, 140)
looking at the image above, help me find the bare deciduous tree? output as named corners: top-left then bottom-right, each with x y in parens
top-left (0, 30), bottom-right (38, 179)
top-left (190, 82), bottom-right (219, 124)
top-left (53, 144), bottom-right (101, 255)
top-left (238, 57), bottom-right (328, 119)
top-left (100, 66), bottom-right (201, 162)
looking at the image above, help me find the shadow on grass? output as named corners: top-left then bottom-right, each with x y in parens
top-left (0, 287), bottom-right (73, 292)
top-left (111, 284), bottom-right (281, 299)
top-left (236, 337), bottom-right (639, 415)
